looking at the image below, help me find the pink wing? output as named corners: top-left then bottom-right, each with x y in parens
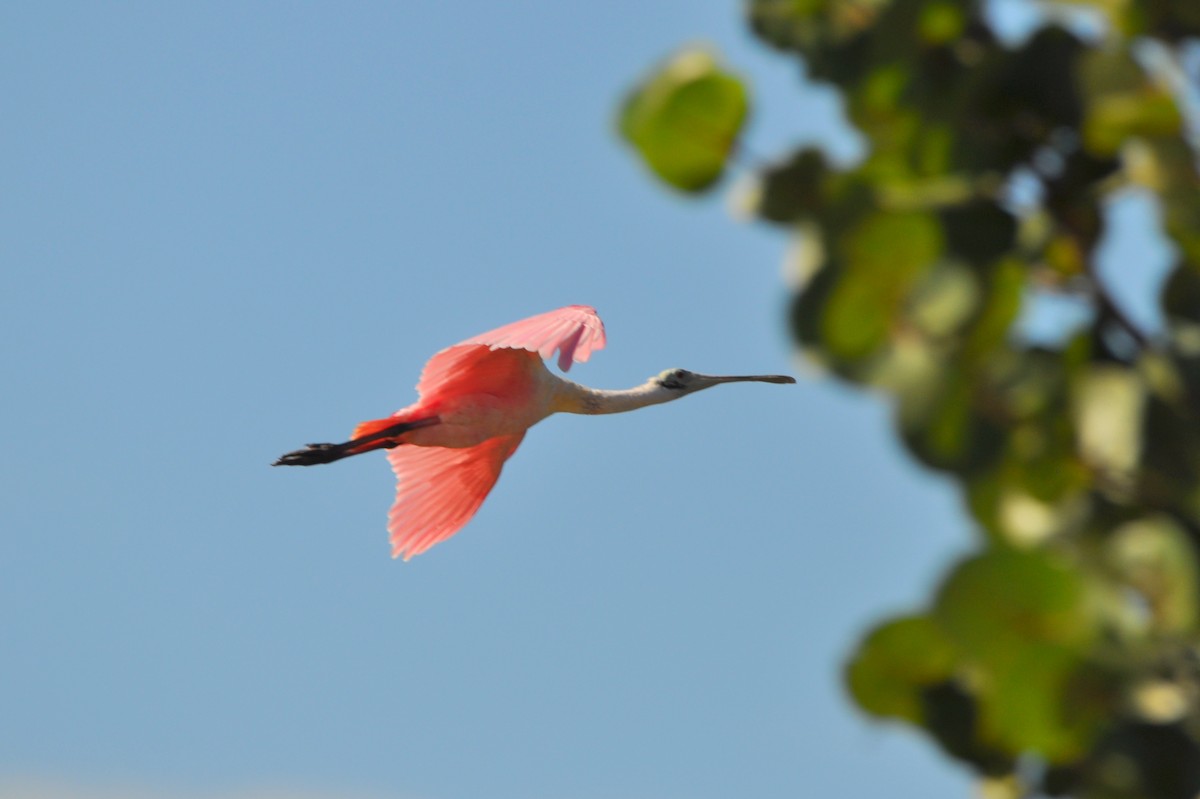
top-left (416, 305), bottom-right (606, 398)
top-left (463, 304), bottom-right (606, 371)
top-left (386, 433), bottom-right (525, 560)
top-left (384, 307), bottom-right (603, 558)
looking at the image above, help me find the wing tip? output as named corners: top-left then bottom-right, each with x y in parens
top-left (390, 538), bottom-right (417, 561)
top-left (562, 305), bottom-right (606, 370)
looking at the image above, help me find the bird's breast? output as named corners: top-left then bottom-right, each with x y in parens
top-left (405, 392), bottom-right (553, 449)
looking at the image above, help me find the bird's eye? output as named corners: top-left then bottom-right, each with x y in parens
top-left (659, 369), bottom-right (687, 389)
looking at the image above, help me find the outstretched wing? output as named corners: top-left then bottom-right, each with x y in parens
top-left (386, 432), bottom-right (525, 560)
top-left (415, 305), bottom-right (606, 399)
top-left (463, 304), bottom-right (606, 371)
top-left (385, 306), bottom-right (602, 558)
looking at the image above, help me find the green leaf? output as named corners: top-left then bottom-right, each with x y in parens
top-left (961, 259), bottom-right (1023, 362)
top-left (619, 47), bottom-right (750, 193)
top-left (934, 548), bottom-right (1099, 671)
top-left (821, 210), bottom-right (943, 361)
top-left (1147, 139), bottom-right (1200, 266)
top-left (1084, 92), bottom-right (1183, 157)
top-left (1108, 517), bottom-right (1200, 634)
top-left (966, 444), bottom-right (1092, 547)
top-left (1078, 48), bottom-right (1182, 157)
top-left (918, 0), bottom-right (965, 45)
top-left (748, 0), bottom-right (890, 54)
top-left (907, 261), bottom-right (982, 339)
top-left (1072, 364), bottom-right (1145, 478)
top-left (896, 361), bottom-right (1006, 474)
top-left (844, 614), bottom-right (957, 723)
top-left (978, 646), bottom-right (1113, 762)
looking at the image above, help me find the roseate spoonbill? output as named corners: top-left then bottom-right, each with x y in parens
top-left (274, 305), bottom-right (795, 559)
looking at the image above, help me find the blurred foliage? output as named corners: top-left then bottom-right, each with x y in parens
top-left (619, 48), bottom-right (749, 192)
top-left (621, 0), bottom-right (1200, 795)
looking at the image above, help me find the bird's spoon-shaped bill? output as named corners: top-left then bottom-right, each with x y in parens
top-left (699, 373), bottom-right (797, 384)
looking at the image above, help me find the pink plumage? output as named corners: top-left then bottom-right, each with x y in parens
top-left (386, 433), bottom-right (526, 560)
top-left (274, 303), bottom-right (794, 559)
top-left (460, 303), bottom-right (607, 371)
top-left (383, 305), bottom-right (605, 558)
top-left (419, 304), bottom-right (606, 395)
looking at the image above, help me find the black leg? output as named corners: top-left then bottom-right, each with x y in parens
top-left (273, 441), bottom-right (355, 466)
top-left (273, 416), bottom-right (439, 467)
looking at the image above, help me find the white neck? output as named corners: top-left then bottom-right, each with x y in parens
top-left (551, 377), bottom-right (679, 416)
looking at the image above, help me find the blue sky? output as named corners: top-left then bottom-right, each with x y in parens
top-left (0, 2), bottom-right (1148, 798)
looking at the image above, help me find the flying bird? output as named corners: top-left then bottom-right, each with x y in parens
top-left (274, 305), bottom-right (795, 559)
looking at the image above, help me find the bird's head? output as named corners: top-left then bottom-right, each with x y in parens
top-left (654, 368), bottom-right (796, 395)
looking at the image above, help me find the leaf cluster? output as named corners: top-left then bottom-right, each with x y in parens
top-left (619, 1), bottom-right (1200, 795)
